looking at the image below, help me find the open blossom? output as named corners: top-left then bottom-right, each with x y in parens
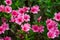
top-left (24, 14), bottom-right (30, 22)
top-left (15, 16), bottom-right (24, 25)
top-left (18, 8), bottom-right (25, 15)
top-left (11, 10), bottom-right (18, 17)
top-left (21, 23), bottom-right (30, 32)
top-left (46, 19), bottom-right (58, 30)
top-left (46, 19), bottom-right (59, 38)
top-left (47, 31), bottom-right (56, 39)
top-left (23, 6), bottom-right (30, 12)
top-left (54, 12), bottom-right (60, 21)
top-left (46, 19), bottom-right (52, 25)
top-left (5, 0), bottom-right (12, 5)
top-left (50, 27), bottom-right (59, 37)
top-left (0, 5), bottom-right (5, 12)
top-left (5, 6), bottom-right (12, 13)
top-left (55, 30), bottom-right (59, 37)
top-left (32, 25), bottom-right (39, 32)
top-left (47, 23), bottom-right (57, 30)
top-left (38, 25), bottom-right (44, 33)
top-left (30, 5), bottom-right (40, 14)
top-left (47, 28), bottom-right (59, 39)
top-left (0, 23), bottom-right (9, 34)
top-left (37, 16), bottom-right (41, 22)
top-left (0, 26), bottom-right (5, 34)
top-left (2, 23), bottom-right (9, 30)
top-left (4, 36), bottom-right (11, 40)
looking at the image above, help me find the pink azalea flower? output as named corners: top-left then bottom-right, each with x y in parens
top-left (2, 23), bottom-right (9, 30)
top-left (21, 23), bottom-right (30, 32)
top-left (54, 12), bottom-right (60, 21)
top-left (55, 30), bottom-right (59, 37)
top-left (15, 16), bottom-right (24, 25)
top-left (0, 26), bottom-right (5, 34)
top-left (38, 25), bottom-right (44, 33)
top-left (47, 24), bottom-right (56, 31)
top-left (0, 5), bottom-right (5, 12)
top-left (32, 25), bottom-right (39, 32)
top-left (5, 6), bottom-right (12, 13)
top-left (24, 14), bottom-right (30, 22)
top-left (47, 31), bottom-right (56, 39)
top-left (30, 5), bottom-right (40, 14)
top-left (48, 28), bottom-right (59, 37)
top-left (37, 16), bottom-right (41, 22)
top-left (11, 10), bottom-right (18, 17)
top-left (23, 6), bottom-right (30, 12)
top-left (18, 8), bottom-right (25, 15)
top-left (46, 19), bottom-right (52, 24)
top-left (4, 36), bottom-right (11, 40)
top-left (46, 19), bottom-right (58, 30)
top-left (46, 19), bottom-right (59, 38)
top-left (5, 0), bottom-right (12, 5)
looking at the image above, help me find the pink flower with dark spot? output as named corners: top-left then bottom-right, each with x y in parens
top-left (46, 19), bottom-right (52, 24)
top-left (46, 19), bottom-right (59, 38)
top-left (30, 5), bottom-right (40, 14)
top-left (18, 8), bottom-right (25, 15)
top-left (5, 0), bottom-right (12, 5)
top-left (24, 14), bottom-right (30, 22)
top-left (46, 19), bottom-right (58, 30)
top-left (54, 12), bottom-right (60, 21)
top-left (38, 25), bottom-right (44, 33)
top-left (5, 6), bottom-right (12, 13)
top-left (32, 25), bottom-right (39, 32)
top-left (11, 10), bottom-right (18, 17)
top-left (47, 31), bottom-right (56, 39)
top-left (55, 30), bottom-right (59, 37)
top-left (0, 26), bottom-right (5, 34)
top-left (2, 23), bottom-right (9, 30)
top-left (23, 6), bottom-right (30, 12)
top-left (15, 16), bottom-right (24, 25)
top-left (21, 23), bottom-right (30, 32)
top-left (0, 5), bottom-right (5, 12)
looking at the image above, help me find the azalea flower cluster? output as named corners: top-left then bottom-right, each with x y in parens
top-left (0, 4), bottom-right (12, 13)
top-left (21, 23), bottom-right (31, 32)
top-left (10, 5), bottom-right (40, 25)
top-left (10, 7), bottom-right (30, 25)
top-left (0, 17), bottom-right (9, 34)
top-left (46, 19), bottom-right (59, 39)
top-left (0, 0), bottom-right (40, 25)
top-left (21, 23), bottom-right (44, 33)
top-left (0, 36), bottom-right (11, 40)
top-left (0, 0), bottom-right (12, 12)
top-left (32, 25), bottom-right (44, 33)
top-left (0, 0), bottom-right (40, 32)
top-left (0, 0), bottom-right (60, 39)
